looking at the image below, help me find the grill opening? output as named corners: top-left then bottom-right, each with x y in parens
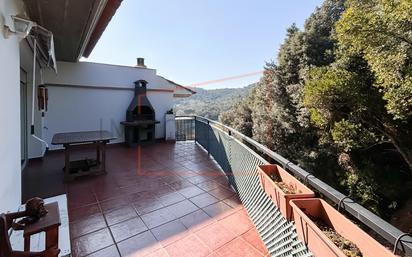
top-left (132, 106), bottom-right (154, 120)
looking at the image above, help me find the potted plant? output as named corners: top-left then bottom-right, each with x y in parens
top-left (290, 198), bottom-right (396, 257)
top-left (257, 164), bottom-right (315, 220)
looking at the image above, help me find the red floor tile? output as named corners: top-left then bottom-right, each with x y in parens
top-left (222, 195), bottom-right (243, 209)
top-left (206, 252), bottom-right (221, 257)
top-left (70, 213), bottom-right (107, 239)
top-left (184, 164), bottom-right (215, 174)
top-left (219, 211), bottom-right (253, 236)
top-left (150, 184), bottom-right (175, 196)
top-left (110, 217), bottom-right (148, 243)
top-left (166, 199), bottom-right (199, 219)
top-left (67, 182), bottom-right (94, 196)
top-left (195, 222), bottom-right (236, 251)
top-left (168, 179), bottom-right (195, 190)
top-left (197, 180), bottom-right (222, 191)
top-left (172, 171), bottom-right (198, 181)
top-left (86, 245), bottom-right (120, 257)
top-left (157, 175), bottom-right (185, 185)
top-left (68, 203), bottom-right (101, 222)
top-left (156, 191), bottom-right (186, 207)
top-left (71, 228), bottom-right (114, 257)
top-left (144, 248), bottom-right (170, 257)
top-left (178, 185), bottom-right (205, 198)
top-left (128, 191), bottom-right (156, 202)
top-left (179, 209), bottom-right (215, 232)
top-left (117, 231), bottom-right (161, 257)
top-left (99, 197), bottom-right (130, 212)
top-left (133, 197), bottom-right (165, 215)
top-left (241, 229), bottom-right (269, 256)
top-left (94, 187), bottom-right (125, 202)
top-left (151, 219), bottom-right (188, 246)
top-left (213, 176), bottom-right (230, 187)
top-left (140, 207), bottom-right (177, 229)
top-left (208, 187), bottom-right (235, 201)
top-left (202, 202), bottom-right (233, 219)
top-left (189, 192), bottom-right (219, 208)
top-left (214, 238), bottom-right (263, 257)
top-left (104, 206), bottom-right (138, 226)
top-left (186, 175), bottom-right (214, 185)
top-left (68, 192), bottom-right (98, 209)
top-left (165, 234), bottom-right (211, 257)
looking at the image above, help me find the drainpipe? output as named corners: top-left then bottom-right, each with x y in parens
top-left (30, 38), bottom-right (49, 153)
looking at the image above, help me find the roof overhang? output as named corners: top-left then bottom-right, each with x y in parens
top-left (23, 0), bottom-right (122, 62)
top-left (173, 84), bottom-right (197, 98)
top-left (83, 0), bottom-right (122, 58)
top-left (158, 76), bottom-right (196, 98)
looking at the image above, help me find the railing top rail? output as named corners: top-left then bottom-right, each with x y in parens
top-left (193, 115), bottom-right (412, 255)
top-left (174, 115), bottom-right (196, 120)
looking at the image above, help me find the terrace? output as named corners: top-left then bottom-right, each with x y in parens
top-left (1, 1), bottom-right (412, 257)
top-left (23, 141), bottom-right (268, 257)
top-left (19, 116), bottom-right (412, 257)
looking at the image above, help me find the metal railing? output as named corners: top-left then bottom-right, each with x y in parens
top-left (179, 116), bottom-right (412, 256)
top-left (175, 116), bottom-right (195, 141)
top-left (194, 116), bottom-right (312, 256)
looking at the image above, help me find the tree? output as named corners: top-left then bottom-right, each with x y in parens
top-left (303, 0), bottom-right (345, 67)
top-left (304, 51), bottom-right (412, 213)
top-left (219, 0), bottom-right (412, 217)
top-left (335, 0), bottom-right (412, 172)
top-left (222, 0), bottom-right (346, 175)
top-left (303, 57), bottom-right (380, 147)
top-left (249, 0), bottom-right (345, 163)
top-left (219, 94), bottom-right (253, 137)
top-left (336, 0), bottom-right (412, 120)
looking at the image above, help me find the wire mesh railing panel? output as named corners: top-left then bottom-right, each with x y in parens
top-left (194, 118), bottom-right (312, 257)
top-left (194, 118), bottom-right (209, 148)
top-left (175, 116), bottom-right (195, 141)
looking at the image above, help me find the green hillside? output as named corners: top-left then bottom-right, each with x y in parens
top-left (174, 84), bottom-right (255, 120)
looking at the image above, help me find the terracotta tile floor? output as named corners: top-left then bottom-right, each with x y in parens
top-left (24, 142), bottom-right (268, 257)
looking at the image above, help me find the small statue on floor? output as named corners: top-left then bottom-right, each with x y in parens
top-left (0, 198), bottom-right (59, 257)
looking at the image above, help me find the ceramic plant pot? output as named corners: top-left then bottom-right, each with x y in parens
top-left (257, 164), bottom-right (315, 220)
top-left (290, 198), bottom-right (396, 257)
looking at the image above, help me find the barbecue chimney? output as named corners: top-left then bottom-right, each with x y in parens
top-left (136, 58), bottom-right (146, 68)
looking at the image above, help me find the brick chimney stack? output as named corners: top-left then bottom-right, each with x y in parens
top-left (136, 58), bottom-right (146, 68)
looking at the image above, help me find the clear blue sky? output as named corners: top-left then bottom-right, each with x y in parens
top-left (82, 0), bottom-right (324, 89)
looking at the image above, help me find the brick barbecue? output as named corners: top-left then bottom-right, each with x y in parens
top-left (121, 80), bottom-right (159, 147)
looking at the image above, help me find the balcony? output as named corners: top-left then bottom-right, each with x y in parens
top-left (21, 116), bottom-right (412, 257)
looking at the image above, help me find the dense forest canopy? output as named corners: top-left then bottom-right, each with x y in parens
top-left (219, 0), bottom-right (412, 230)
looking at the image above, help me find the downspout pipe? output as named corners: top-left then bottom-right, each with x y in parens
top-left (30, 38), bottom-right (49, 153)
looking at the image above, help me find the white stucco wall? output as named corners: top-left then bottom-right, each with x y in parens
top-left (45, 62), bottom-right (159, 88)
top-left (43, 61), bottom-right (176, 150)
top-left (0, 0), bottom-right (24, 212)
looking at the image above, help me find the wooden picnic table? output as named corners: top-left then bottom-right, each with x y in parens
top-left (51, 130), bottom-right (115, 181)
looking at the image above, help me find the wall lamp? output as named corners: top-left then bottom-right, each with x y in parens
top-left (3, 15), bottom-right (35, 39)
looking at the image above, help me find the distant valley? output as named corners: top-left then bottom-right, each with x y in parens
top-left (174, 84), bottom-right (255, 120)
